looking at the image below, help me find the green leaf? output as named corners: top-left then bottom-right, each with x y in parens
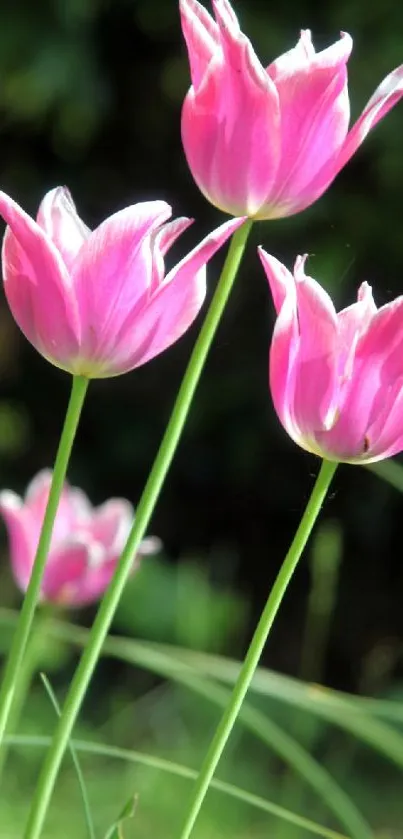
top-left (5, 733), bottom-right (351, 839)
top-left (40, 672), bottom-right (95, 839)
top-left (104, 795), bottom-right (137, 839)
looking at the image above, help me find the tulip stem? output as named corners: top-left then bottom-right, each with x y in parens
top-left (177, 458), bottom-right (338, 839)
top-left (23, 219), bottom-right (253, 839)
top-left (0, 608), bottom-right (52, 786)
top-left (0, 375), bottom-right (89, 759)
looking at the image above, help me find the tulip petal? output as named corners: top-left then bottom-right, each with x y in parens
top-left (0, 491), bottom-right (35, 591)
top-left (269, 291), bottom-right (299, 442)
top-left (261, 249), bottom-right (339, 443)
top-left (258, 247), bottom-right (294, 315)
top-left (151, 217), bottom-right (193, 291)
top-left (365, 377), bottom-right (403, 461)
top-left (23, 471), bottom-right (88, 548)
top-left (91, 499), bottom-right (133, 552)
top-left (36, 187), bottom-right (91, 272)
top-left (71, 201), bottom-right (172, 374)
top-left (336, 282), bottom-right (377, 380)
top-left (337, 64), bottom-right (403, 171)
top-left (316, 296), bottom-right (403, 461)
top-left (41, 541), bottom-right (93, 604)
top-left (43, 538), bottom-right (136, 606)
top-left (92, 216), bottom-right (244, 374)
top-left (291, 64), bottom-right (403, 215)
top-left (25, 469), bottom-right (53, 506)
top-left (180, 0), bottom-right (220, 89)
top-left (181, 2), bottom-right (280, 217)
top-left (268, 33), bottom-right (352, 213)
top-left (291, 261), bottom-right (340, 435)
top-left (0, 192), bottom-right (82, 364)
top-left (267, 30), bottom-right (315, 78)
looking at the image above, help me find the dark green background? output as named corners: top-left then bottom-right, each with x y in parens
top-left (0, 0), bottom-right (403, 694)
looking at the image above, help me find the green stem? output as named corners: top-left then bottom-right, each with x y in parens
top-left (275, 520), bottom-right (343, 839)
top-left (0, 375), bottom-right (88, 753)
top-left (0, 610), bottom-right (51, 785)
top-left (23, 219), bottom-right (253, 839)
top-left (177, 458), bottom-right (338, 839)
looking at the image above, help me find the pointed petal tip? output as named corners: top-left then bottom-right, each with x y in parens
top-left (294, 254), bottom-right (309, 278)
top-left (0, 490), bottom-right (22, 514)
top-left (25, 469), bottom-right (53, 502)
top-left (211, 214), bottom-right (247, 239)
top-left (357, 280), bottom-right (373, 300)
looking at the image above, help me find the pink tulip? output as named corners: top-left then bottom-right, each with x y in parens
top-left (180, 0), bottom-right (403, 219)
top-left (0, 470), bottom-right (160, 606)
top-left (0, 187), bottom-right (244, 377)
top-left (259, 248), bottom-right (403, 464)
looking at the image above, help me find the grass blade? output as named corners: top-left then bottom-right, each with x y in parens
top-left (5, 733), bottom-right (352, 839)
top-left (40, 673), bottom-right (96, 839)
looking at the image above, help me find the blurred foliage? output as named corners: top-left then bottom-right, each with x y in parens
top-left (115, 554), bottom-right (248, 651)
top-left (0, 0), bottom-right (403, 832)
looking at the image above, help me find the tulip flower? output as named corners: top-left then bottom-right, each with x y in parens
top-left (259, 248), bottom-right (403, 464)
top-left (180, 0), bottom-right (403, 219)
top-left (0, 187), bottom-right (243, 377)
top-left (0, 470), bottom-right (160, 606)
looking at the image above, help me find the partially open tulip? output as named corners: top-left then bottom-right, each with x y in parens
top-left (0, 188), bottom-right (243, 377)
top-left (180, 0), bottom-right (403, 219)
top-left (259, 249), bottom-right (403, 464)
top-left (0, 470), bottom-right (160, 606)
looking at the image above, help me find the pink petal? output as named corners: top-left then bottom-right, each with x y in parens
top-left (291, 261), bottom-right (339, 434)
top-left (24, 471), bottom-right (82, 550)
top-left (75, 538), bottom-right (150, 606)
top-left (267, 30), bottom-right (316, 78)
top-left (0, 192), bottom-right (81, 365)
top-left (90, 499), bottom-right (133, 552)
top-left (108, 216), bottom-right (244, 372)
top-left (336, 282), bottom-right (377, 381)
top-left (260, 250), bottom-right (340, 442)
top-left (317, 296), bottom-right (403, 460)
top-left (0, 491), bottom-right (35, 591)
top-left (43, 538), bottom-right (138, 606)
top-left (181, 9), bottom-right (280, 217)
top-left (36, 187), bottom-right (91, 272)
top-left (291, 63), bottom-right (403, 215)
top-left (41, 541), bottom-right (92, 604)
top-left (75, 558), bottom-right (120, 606)
top-left (180, 0), bottom-right (220, 89)
top-left (364, 377), bottom-right (403, 461)
top-left (71, 201), bottom-right (172, 373)
top-left (212, 0), bottom-right (240, 31)
top-left (153, 217), bottom-right (193, 259)
top-left (259, 249), bottom-right (300, 440)
top-left (25, 469), bottom-right (53, 507)
top-left (258, 247), bottom-right (295, 314)
top-left (162, 215), bottom-right (244, 288)
top-left (268, 33), bottom-right (352, 212)
top-left (87, 216), bottom-right (242, 374)
top-left (337, 64), bottom-right (403, 171)
top-left (150, 217), bottom-right (193, 291)
top-left (66, 486), bottom-right (93, 522)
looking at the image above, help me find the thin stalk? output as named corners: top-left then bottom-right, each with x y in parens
top-left (177, 458), bottom-right (338, 839)
top-left (0, 610), bottom-right (51, 784)
top-left (275, 519), bottom-right (343, 839)
top-left (23, 220), bottom-right (253, 839)
top-left (0, 375), bottom-right (89, 752)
